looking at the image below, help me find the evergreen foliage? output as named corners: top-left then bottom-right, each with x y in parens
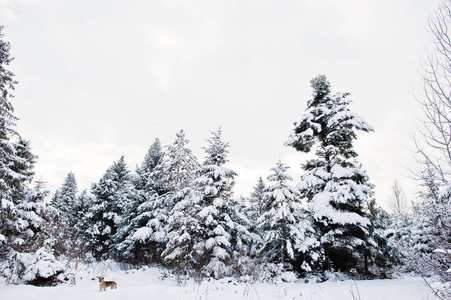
top-left (86, 156), bottom-right (138, 260)
top-left (134, 138), bottom-right (165, 194)
top-left (1, 181), bottom-right (64, 285)
top-left (48, 172), bottom-right (80, 258)
top-left (163, 128), bottom-right (253, 279)
top-left (119, 132), bottom-right (200, 264)
top-left (162, 130), bottom-right (200, 193)
top-left (257, 161), bottom-right (322, 275)
top-left (72, 189), bottom-right (93, 259)
top-left (0, 26), bottom-right (22, 198)
top-left (0, 28), bottom-right (44, 275)
top-left (390, 162), bottom-right (451, 283)
top-left (286, 75), bottom-right (385, 275)
top-left (247, 176), bottom-right (266, 230)
top-left (0, 27), bottom-right (26, 254)
top-left (50, 172), bottom-right (78, 217)
top-left (0, 23), bottom-right (420, 282)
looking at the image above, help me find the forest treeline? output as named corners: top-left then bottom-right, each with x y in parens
top-left (1, 2), bottom-right (451, 296)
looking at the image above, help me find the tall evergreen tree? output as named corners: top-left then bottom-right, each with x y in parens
top-left (10, 138), bottom-right (36, 196)
top-left (162, 128), bottom-right (252, 279)
top-left (86, 156), bottom-right (138, 260)
top-left (162, 130), bottom-right (200, 193)
top-left (72, 189), bottom-right (93, 259)
top-left (118, 139), bottom-right (166, 264)
top-left (0, 26), bottom-right (63, 285)
top-left (257, 161), bottom-right (322, 274)
top-left (1, 180), bottom-right (65, 285)
top-left (247, 176), bottom-right (266, 230)
top-left (51, 172), bottom-right (78, 220)
top-left (119, 132), bottom-right (200, 264)
top-left (0, 27), bottom-right (37, 262)
top-left (161, 187), bottom-right (200, 277)
top-left (11, 181), bottom-right (49, 254)
top-left (0, 26), bottom-right (22, 199)
top-left (285, 75), bottom-right (382, 274)
top-left (49, 172), bottom-right (79, 258)
top-left (135, 138), bottom-right (165, 194)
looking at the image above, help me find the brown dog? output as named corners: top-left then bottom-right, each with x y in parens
top-left (99, 277), bottom-right (117, 291)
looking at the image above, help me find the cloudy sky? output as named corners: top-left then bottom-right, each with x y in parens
top-left (0, 0), bottom-right (441, 209)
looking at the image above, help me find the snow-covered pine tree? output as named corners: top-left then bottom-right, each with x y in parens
top-left (119, 132), bottom-right (200, 264)
top-left (1, 180), bottom-right (65, 285)
top-left (6, 137), bottom-right (38, 253)
top-left (285, 75), bottom-right (382, 275)
top-left (48, 172), bottom-right (80, 258)
top-left (162, 128), bottom-right (253, 279)
top-left (0, 26), bottom-right (22, 199)
top-left (0, 26), bottom-right (64, 285)
top-left (162, 130), bottom-right (200, 193)
top-left (257, 160), bottom-right (322, 275)
top-left (9, 138), bottom-right (36, 196)
top-left (0, 178), bottom-right (47, 284)
top-left (72, 189), bottom-right (93, 260)
top-left (160, 187), bottom-right (200, 278)
top-left (19, 182), bottom-right (64, 286)
top-left (154, 130), bottom-right (200, 251)
top-left (50, 172), bottom-right (78, 217)
top-left (86, 156), bottom-right (138, 260)
top-left (390, 162), bottom-right (451, 282)
top-left (0, 27), bottom-right (39, 263)
top-left (247, 176), bottom-right (266, 231)
top-left (6, 138), bottom-right (36, 213)
top-left (12, 181), bottom-right (49, 254)
top-left (366, 199), bottom-right (400, 277)
top-left (116, 139), bottom-right (166, 264)
top-left (134, 138), bottom-right (165, 194)
top-left (0, 27), bottom-right (20, 246)
top-left (156, 130), bottom-right (201, 257)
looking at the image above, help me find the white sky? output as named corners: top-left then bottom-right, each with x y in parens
top-left (0, 0), bottom-right (441, 209)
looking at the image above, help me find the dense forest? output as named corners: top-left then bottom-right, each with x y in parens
top-left (1, 1), bottom-right (451, 299)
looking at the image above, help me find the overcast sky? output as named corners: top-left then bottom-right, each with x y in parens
top-left (0, 0), bottom-right (441, 209)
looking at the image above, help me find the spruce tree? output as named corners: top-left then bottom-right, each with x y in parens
top-left (72, 189), bottom-right (93, 259)
top-left (257, 161), bottom-right (322, 274)
top-left (1, 180), bottom-right (65, 285)
top-left (10, 138), bottom-right (36, 196)
top-left (192, 128), bottom-right (238, 278)
top-left (135, 138), bottom-right (165, 194)
top-left (86, 156), bottom-right (138, 260)
top-left (118, 139), bottom-right (166, 264)
top-left (120, 132), bottom-right (200, 264)
top-left (390, 162), bottom-right (451, 281)
top-left (162, 130), bottom-right (200, 193)
top-left (0, 26), bottom-right (21, 198)
top-left (247, 176), bottom-right (266, 229)
top-left (13, 181), bottom-right (49, 253)
top-left (162, 128), bottom-right (252, 279)
top-left (0, 26), bottom-right (64, 284)
top-left (0, 27), bottom-right (38, 262)
top-left (285, 75), bottom-right (381, 274)
top-left (49, 172), bottom-right (79, 258)
top-left (160, 188), bottom-right (199, 277)
top-left (51, 172), bottom-right (78, 221)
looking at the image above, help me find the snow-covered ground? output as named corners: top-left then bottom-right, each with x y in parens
top-left (0, 264), bottom-right (438, 300)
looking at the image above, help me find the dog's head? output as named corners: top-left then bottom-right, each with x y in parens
top-left (99, 277), bottom-right (104, 282)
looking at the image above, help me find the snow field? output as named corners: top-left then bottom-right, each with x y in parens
top-left (0, 266), bottom-right (437, 300)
